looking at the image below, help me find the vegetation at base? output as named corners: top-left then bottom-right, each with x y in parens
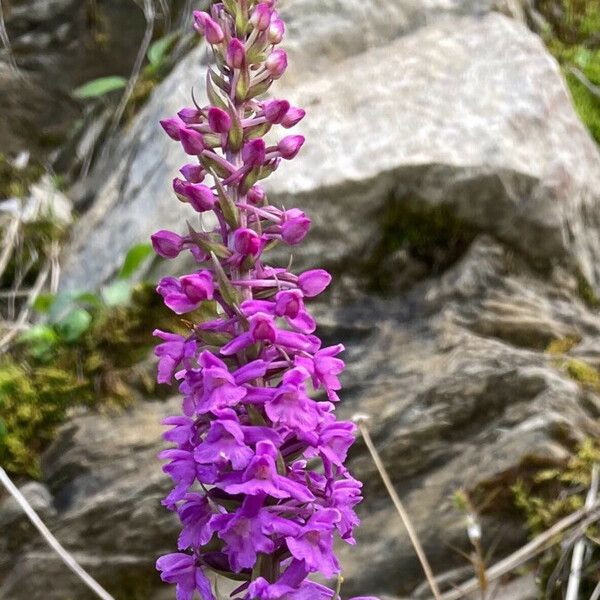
top-left (536, 0), bottom-right (600, 144)
top-left (512, 440), bottom-right (600, 597)
top-left (0, 245), bottom-right (181, 479)
top-left (0, 154), bottom-right (44, 199)
top-left (545, 335), bottom-right (600, 394)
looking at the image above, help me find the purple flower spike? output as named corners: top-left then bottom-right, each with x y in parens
top-left (154, 3), bottom-right (370, 599)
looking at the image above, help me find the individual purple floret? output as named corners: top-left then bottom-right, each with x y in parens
top-left (153, 2), bottom-right (376, 599)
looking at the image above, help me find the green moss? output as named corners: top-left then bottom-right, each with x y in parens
top-left (363, 198), bottom-right (476, 292)
top-left (510, 440), bottom-right (600, 597)
top-left (564, 357), bottom-right (600, 388)
top-left (537, 1), bottom-right (600, 144)
top-left (545, 335), bottom-right (581, 355)
top-left (575, 269), bottom-right (600, 309)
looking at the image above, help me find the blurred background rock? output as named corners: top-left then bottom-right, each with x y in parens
top-left (1, 1), bottom-right (600, 599)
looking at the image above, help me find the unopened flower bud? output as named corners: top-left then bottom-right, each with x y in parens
top-left (278, 135), bottom-right (305, 159)
top-left (262, 99), bottom-right (290, 124)
top-left (226, 38), bottom-right (246, 69)
top-left (151, 230), bottom-right (184, 259)
top-left (269, 18), bottom-right (285, 44)
top-left (265, 49), bottom-right (287, 79)
top-left (281, 209), bottom-right (311, 244)
top-left (282, 106), bottom-right (306, 128)
top-left (208, 107), bottom-right (232, 133)
top-left (242, 139), bottom-right (266, 167)
top-left (179, 128), bottom-right (205, 155)
top-left (246, 185), bottom-right (266, 205)
top-left (178, 107), bottom-right (203, 125)
top-left (160, 118), bottom-right (184, 141)
top-left (233, 228), bottom-right (262, 256)
top-left (173, 179), bottom-right (216, 212)
top-left (180, 164), bottom-right (205, 183)
top-left (251, 2), bottom-right (272, 31)
top-left (193, 11), bottom-right (224, 44)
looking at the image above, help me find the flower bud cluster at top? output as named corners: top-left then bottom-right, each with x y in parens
top-left (152, 2), bottom-right (377, 599)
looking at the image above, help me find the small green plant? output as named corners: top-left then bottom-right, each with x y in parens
top-left (537, 0), bottom-right (600, 144)
top-left (72, 31), bottom-right (181, 116)
top-left (511, 440), bottom-right (600, 597)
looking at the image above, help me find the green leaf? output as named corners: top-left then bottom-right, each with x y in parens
top-left (32, 293), bottom-right (56, 314)
top-left (147, 31), bottom-right (179, 68)
top-left (102, 280), bottom-right (132, 307)
top-left (47, 291), bottom-right (77, 324)
top-left (575, 48), bottom-right (593, 69)
top-left (72, 76), bottom-right (127, 100)
top-left (19, 324), bottom-right (59, 360)
top-left (118, 243), bottom-right (153, 279)
top-left (74, 291), bottom-right (103, 308)
top-left (56, 308), bottom-right (92, 343)
top-left (0, 417), bottom-right (6, 442)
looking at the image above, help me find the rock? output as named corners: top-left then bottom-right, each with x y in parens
top-left (0, 0), bottom-right (182, 158)
top-left (60, 13), bottom-right (600, 296)
top-left (0, 481), bottom-right (55, 559)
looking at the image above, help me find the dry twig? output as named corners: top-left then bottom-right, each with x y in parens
top-left (564, 463), bottom-right (599, 600)
top-left (354, 415), bottom-right (444, 600)
top-left (435, 502), bottom-right (600, 600)
top-left (0, 467), bottom-right (115, 600)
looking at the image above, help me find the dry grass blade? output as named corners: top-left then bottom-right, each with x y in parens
top-left (0, 216), bottom-right (20, 280)
top-left (564, 463), bottom-right (599, 600)
top-left (354, 415), bottom-right (444, 600)
top-left (567, 66), bottom-right (600, 99)
top-left (0, 0), bottom-right (20, 75)
top-left (0, 467), bottom-right (116, 600)
top-left (108, 0), bottom-right (156, 135)
top-left (0, 255), bottom-right (50, 353)
top-left (436, 503), bottom-right (600, 600)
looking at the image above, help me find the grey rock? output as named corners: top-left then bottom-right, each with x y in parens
top-left (60, 13), bottom-right (600, 295)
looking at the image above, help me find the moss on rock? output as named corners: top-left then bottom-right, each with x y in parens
top-left (0, 283), bottom-right (179, 479)
top-left (363, 197), bottom-right (476, 292)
